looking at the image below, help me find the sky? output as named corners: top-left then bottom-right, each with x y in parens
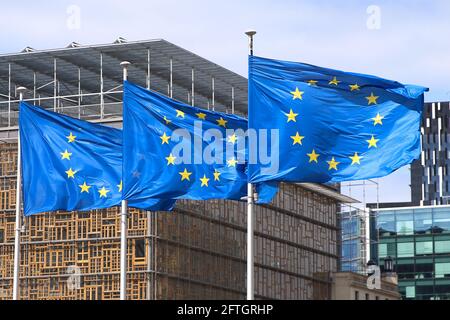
top-left (1, 0), bottom-right (449, 205)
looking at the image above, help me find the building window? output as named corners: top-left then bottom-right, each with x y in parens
top-left (396, 261), bottom-right (415, 279)
top-left (435, 240), bottom-right (450, 254)
top-left (415, 259), bottom-right (434, 279)
top-left (397, 220), bottom-right (414, 235)
top-left (365, 293), bottom-right (370, 300)
top-left (135, 239), bottom-right (146, 258)
top-left (433, 211), bottom-right (450, 233)
top-left (397, 242), bottom-right (414, 258)
top-left (377, 213), bottom-right (396, 236)
top-left (416, 282), bottom-right (434, 299)
top-left (375, 296), bottom-right (380, 300)
top-left (406, 286), bottom-right (416, 299)
top-left (379, 244), bottom-right (387, 258)
top-left (436, 263), bottom-right (450, 278)
top-left (354, 291), bottom-right (359, 300)
top-left (414, 210), bottom-right (433, 234)
top-left (378, 242), bottom-right (396, 259)
top-left (396, 211), bottom-right (414, 235)
top-left (342, 240), bottom-right (359, 261)
top-left (416, 240), bottom-right (433, 255)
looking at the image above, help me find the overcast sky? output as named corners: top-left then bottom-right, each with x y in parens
top-left (2, 0), bottom-right (449, 205)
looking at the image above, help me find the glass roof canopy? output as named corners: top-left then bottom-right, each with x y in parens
top-left (0, 39), bottom-right (248, 131)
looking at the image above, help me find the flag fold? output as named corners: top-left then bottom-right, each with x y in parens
top-left (123, 81), bottom-right (277, 204)
top-left (248, 55), bottom-right (429, 184)
top-left (20, 102), bottom-right (174, 216)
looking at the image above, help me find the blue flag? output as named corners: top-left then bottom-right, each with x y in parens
top-left (20, 102), bottom-right (175, 216)
top-left (123, 81), bottom-right (277, 203)
top-left (248, 56), bottom-right (429, 184)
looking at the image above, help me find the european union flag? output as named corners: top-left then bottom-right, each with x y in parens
top-left (20, 102), bottom-right (175, 216)
top-left (248, 56), bottom-right (429, 184)
top-left (123, 81), bottom-right (277, 203)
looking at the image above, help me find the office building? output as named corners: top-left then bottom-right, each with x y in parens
top-left (411, 102), bottom-right (450, 206)
top-left (373, 205), bottom-right (450, 300)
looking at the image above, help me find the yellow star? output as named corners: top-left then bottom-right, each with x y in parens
top-left (228, 134), bottom-right (238, 144)
top-left (350, 153), bottom-right (362, 165)
top-left (200, 175), bottom-right (210, 187)
top-left (372, 113), bottom-right (384, 126)
top-left (166, 153), bottom-right (177, 166)
top-left (366, 92), bottom-right (379, 105)
top-left (164, 116), bottom-right (171, 125)
top-left (367, 135), bottom-right (379, 149)
top-left (349, 84), bottom-right (360, 91)
top-left (196, 112), bottom-right (207, 120)
top-left (160, 132), bottom-right (171, 145)
top-left (291, 87), bottom-right (304, 100)
top-left (176, 110), bottom-right (185, 118)
top-left (118, 181), bottom-right (123, 192)
top-left (307, 150), bottom-right (320, 163)
top-left (98, 187), bottom-right (110, 198)
top-left (327, 157), bottom-right (340, 171)
top-left (61, 150), bottom-right (72, 161)
top-left (65, 168), bottom-right (77, 179)
top-left (79, 182), bottom-right (91, 193)
top-left (329, 77), bottom-right (340, 86)
top-left (307, 80), bottom-right (318, 86)
top-left (179, 169), bottom-right (193, 181)
top-left (213, 170), bottom-right (221, 181)
top-left (227, 158), bottom-right (238, 168)
top-left (67, 132), bottom-right (77, 143)
top-left (291, 132), bottom-right (305, 145)
top-left (286, 109), bottom-right (299, 123)
top-left (217, 117), bottom-right (228, 128)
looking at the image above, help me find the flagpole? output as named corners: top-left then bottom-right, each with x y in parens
top-left (245, 30), bottom-right (257, 301)
top-left (120, 61), bottom-right (131, 301)
top-left (13, 86), bottom-right (26, 300)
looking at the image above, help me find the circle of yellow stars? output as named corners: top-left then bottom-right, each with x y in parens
top-left (160, 107), bottom-right (243, 189)
top-left (285, 77), bottom-right (385, 172)
top-left (61, 132), bottom-right (120, 199)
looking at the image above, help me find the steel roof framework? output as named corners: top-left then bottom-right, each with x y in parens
top-left (0, 39), bottom-right (248, 136)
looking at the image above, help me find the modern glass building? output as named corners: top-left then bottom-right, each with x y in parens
top-left (374, 205), bottom-right (450, 300)
top-left (340, 210), bottom-right (368, 274)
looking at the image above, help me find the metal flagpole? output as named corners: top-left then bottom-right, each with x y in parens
top-left (13, 86), bottom-right (27, 300)
top-left (120, 61), bottom-right (131, 301)
top-left (245, 30), bottom-right (257, 301)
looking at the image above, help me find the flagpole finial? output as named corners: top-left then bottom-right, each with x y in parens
top-left (245, 30), bottom-right (257, 37)
top-left (120, 61), bottom-right (131, 81)
top-left (17, 86), bottom-right (27, 94)
top-left (245, 30), bottom-right (257, 56)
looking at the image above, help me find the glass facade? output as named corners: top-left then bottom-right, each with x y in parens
top-left (341, 210), bottom-right (367, 273)
top-left (375, 206), bottom-right (450, 300)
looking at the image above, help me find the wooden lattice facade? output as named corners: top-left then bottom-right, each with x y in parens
top-left (0, 143), bottom-right (340, 300)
